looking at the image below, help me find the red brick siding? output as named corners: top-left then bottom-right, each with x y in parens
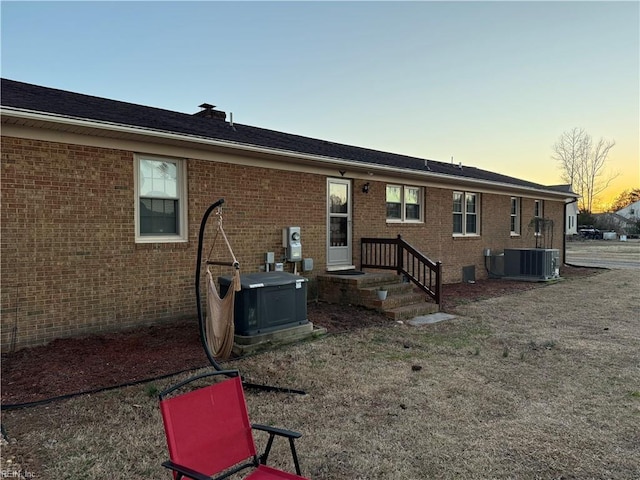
top-left (1, 136), bottom-right (566, 349)
top-left (0, 137), bottom-right (331, 349)
top-left (352, 181), bottom-right (565, 283)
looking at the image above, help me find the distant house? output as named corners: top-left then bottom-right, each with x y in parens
top-left (592, 212), bottom-right (636, 235)
top-left (590, 200), bottom-right (640, 236)
top-left (616, 200), bottom-right (640, 222)
top-left (1, 79), bottom-right (577, 349)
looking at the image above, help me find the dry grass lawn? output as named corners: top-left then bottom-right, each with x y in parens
top-left (2, 268), bottom-right (639, 479)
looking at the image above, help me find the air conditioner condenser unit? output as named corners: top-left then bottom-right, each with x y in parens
top-left (504, 248), bottom-right (560, 280)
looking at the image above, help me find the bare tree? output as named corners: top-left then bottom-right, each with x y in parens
top-left (608, 188), bottom-right (640, 212)
top-left (552, 128), bottom-right (617, 213)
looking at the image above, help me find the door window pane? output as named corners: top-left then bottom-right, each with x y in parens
top-left (330, 217), bottom-right (348, 246)
top-left (329, 184), bottom-right (348, 213)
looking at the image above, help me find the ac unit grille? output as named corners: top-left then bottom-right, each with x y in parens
top-left (504, 249), bottom-right (559, 280)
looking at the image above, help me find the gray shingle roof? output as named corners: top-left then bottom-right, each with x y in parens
top-left (1, 78), bottom-right (566, 193)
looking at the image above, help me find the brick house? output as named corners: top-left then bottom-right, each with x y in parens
top-left (1, 79), bottom-right (577, 350)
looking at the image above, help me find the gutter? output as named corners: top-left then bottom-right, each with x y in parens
top-left (1, 106), bottom-right (577, 200)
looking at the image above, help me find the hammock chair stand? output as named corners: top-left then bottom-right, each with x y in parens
top-left (195, 199), bottom-right (305, 395)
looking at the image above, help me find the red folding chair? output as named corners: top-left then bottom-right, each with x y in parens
top-left (158, 370), bottom-right (310, 480)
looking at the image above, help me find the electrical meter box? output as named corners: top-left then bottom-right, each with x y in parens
top-left (282, 226), bottom-right (302, 261)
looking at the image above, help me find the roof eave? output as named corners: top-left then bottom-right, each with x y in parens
top-left (1, 106), bottom-right (576, 200)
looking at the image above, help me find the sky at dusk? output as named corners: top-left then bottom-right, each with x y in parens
top-left (2, 1), bottom-right (638, 209)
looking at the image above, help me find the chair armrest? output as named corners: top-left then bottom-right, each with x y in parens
top-left (252, 423), bottom-right (302, 439)
top-left (252, 424), bottom-right (304, 475)
top-left (162, 460), bottom-right (211, 480)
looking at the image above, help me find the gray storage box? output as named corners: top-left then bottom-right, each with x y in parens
top-left (218, 272), bottom-right (308, 336)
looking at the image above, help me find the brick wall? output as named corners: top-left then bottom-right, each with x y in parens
top-left (1, 135), bottom-right (567, 349)
top-left (352, 180), bottom-right (565, 284)
top-left (0, 137), bottom-right (328, 350)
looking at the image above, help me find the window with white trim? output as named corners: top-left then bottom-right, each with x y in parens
top-left (135, 155), bottom-right (188, 243)
top-left (510, 197), bottom-right (521, 235)
top-left (386, 185), bottom-right (423, 222)
top-left (453, 191), bottom-right (479, 235)
top-left (534, 199), bottom-right (543, 235)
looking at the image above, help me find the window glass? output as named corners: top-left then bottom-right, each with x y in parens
top-left (386, 203), bottom-right (402, 219)
top-left (405, 187), bottom-right (420, 220)
top-left (139, 160), bottom-right (177, 198)
top-left (510, 197), bottom-right (520, 234)
top-left (453, 213), bottom-right (463, 234)
top-left (405, 187), bottom-right (419, 205)
top-left (453, 191), bottom-right (479, 235)
top-left (465, 193), bottom-right (476, 213)
top-left (136, 156), bottom-right (186, 242)
top-left (386, 185), bottom-right (402, 219)
top-left (453, 192), bottom-right (463, 213)
top-left (405, 204), bottom-right (420, 220)
top-left (329, 183), bottom-right (348, 214)
top-left (386, 185), bottom-right (401, 203)
top-left (387, 185), bottom-right (422, 222)
top-left (140, 199), bottom-right (178, 235)
top-left (466, 213), bottom-right (477, 234)
top-left (330, 217), bottom-right (348, 246)
top-left (534, 200), bottom-right (543, 234)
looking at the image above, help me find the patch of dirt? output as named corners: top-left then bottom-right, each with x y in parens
top-left (0, 265), bottom-right (600, 407)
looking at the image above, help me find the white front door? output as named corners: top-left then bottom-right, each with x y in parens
top-left (326, 178), bottom-right (353, 269)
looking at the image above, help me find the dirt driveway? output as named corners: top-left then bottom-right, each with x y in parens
top-left (566, 238), bottom-right (640, 269)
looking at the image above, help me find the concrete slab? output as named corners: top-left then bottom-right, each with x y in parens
top-left (232, 323), bottom-right (327, 356)
top-left (407, 312), bottom-right (456, 326)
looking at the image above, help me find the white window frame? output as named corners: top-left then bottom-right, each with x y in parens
top-left (510, 197), bottom-right (521, 236)
top-left (386, 184), bottom-right (424, 223)
top-left (134, 155), bottom-right (188, 243)
top-left (534, 199), bottom-right (543, 236)
top-left (453, 191), bottom-right (480, 236)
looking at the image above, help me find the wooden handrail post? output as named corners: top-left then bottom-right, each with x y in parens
top-left (396, 234), bottom-right (403, 275)
top-left (436, 261), bottom-right (443, 304)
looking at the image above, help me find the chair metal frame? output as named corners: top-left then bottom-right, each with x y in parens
top-left (158, 370), bottom-right (308, 480)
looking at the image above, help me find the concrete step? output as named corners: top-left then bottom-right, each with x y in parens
top-left (368, 290), bottom-right (426, 310)
top-left (233, 322), bottom-right (327, 356)
top-left (384, 301), bottom-right (440, 320)
top-left (360, 281), bottom-right (414, 298)
top-left (317, 270), bottom-right (440, 318)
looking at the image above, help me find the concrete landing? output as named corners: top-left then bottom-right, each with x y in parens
top-left (407, 312), bottom-right (456, 326)
top-left (232, 322), bottom-right (327, 356)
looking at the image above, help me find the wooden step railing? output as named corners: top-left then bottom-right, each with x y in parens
top-left (360, 235), bottom-right (442, 305)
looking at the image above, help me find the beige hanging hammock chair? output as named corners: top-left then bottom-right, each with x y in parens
top-left (202, 205), bottom-right (241, 360)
